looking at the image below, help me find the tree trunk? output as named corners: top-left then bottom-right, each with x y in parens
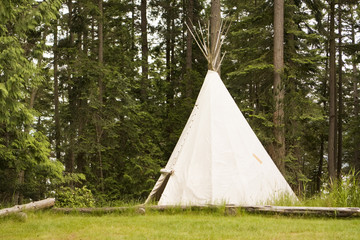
top-left (97, 0), bottom-right (104, 192)
top-left (317, 136), bottom-right (324, 192)
top-left (54, 21), bottom-right (60, 161)
top-left (131, 0), bottom-right (135, 51)
top-left (66, 0), bottom-right (75, 175)
top-left (96, 126), bottom-right (104, 192)
top-left (273, 0), bottom-right (285, 173)
top-left (140, 0), bottom-right (148, 102)
top-left (185, 0), bottom-right (194, 98)
top-left (170, 18), bottom-right (176, 90)
top-left (328, 0), bottom-right (337, 182)
top-left (210, 0), bottom-right (221, 73)
top-left (351, 8), bottom-right (359, 173)
top-left (185, 0), bottom-right (194, 71)
top-left (337, 0), bottom-right (343, 179)
top-left (317, 41), bottom-right (329, 193)
top-left (165, 1), bottom-right (173, 103)
top-left (76, 14), bottom-right (88, 175)
top-left (83, 14), bottom-right (88, 55)
top-left (91, 16), bottom-right (95, 54)
top-left (98, 0), bottom-right (104, 104)
top-left (13, 171), bottom-right (25, 205)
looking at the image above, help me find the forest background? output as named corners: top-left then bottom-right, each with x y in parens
top-left (0, 0), bottom-right (359, 206)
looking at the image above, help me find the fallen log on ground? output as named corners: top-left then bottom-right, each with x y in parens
top-left (238, 205), bottom-right (360, 217)
top-left (52, 206), bottom-right (135, 214)
top-left (52, 204), bottom-right (360, 217)
top-left (149, 205), bottom-right (360, 217)
top-left (0, 198), bottom-right (55, 217)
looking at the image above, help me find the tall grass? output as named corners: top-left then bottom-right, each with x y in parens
top-left (323, 170), bottom-right (360, 207)
top-left (272, 170), bottom-right (360, 207)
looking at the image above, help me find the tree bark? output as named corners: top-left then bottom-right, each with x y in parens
top-left (66, 0), bottom-right (75, 175)
top-left (54, 21), bottom-right (60, 161)
top-left (317, 42), bottom-right (329, 193)
top-left (317, 136), bottom-right (324, 192)
top-left (98, 0), bottom-right (104, 104)
top-left (185, 0), bottom-right (194, 98)
top-left (91, 16), bottom-right (95, 54)
top-left (350, 8), bottom-right (359, 173)
top-left (140, 0), bottom-right (148, 102)
top-left (131, 0), bottom-right (135, 51)
top-left (170, 17), bottom-right (176, 90)
top-left (238, 205), bottom-right (360, 217)
top-left (186, 0), bottom-right (193, 71)
top-left (273, 0), bottom-right (285, 173)
top-left (0, 198), bottom-right (55, 216)
top-left (13, 171), bottom-right (25, 205)
top-left (97, 0), bottom-right (104, 192)
top-left (337, 0), bottom-right (343, 179)
top-left (53, 205), bottom-right (360, 217)
top-left (165, 1), bottom-right (173, 104)
top-left (210, 0), bottom-right (221, 73)
top-left (328, 0), bottom-right (337, 181)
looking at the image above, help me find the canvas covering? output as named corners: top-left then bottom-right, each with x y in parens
top-left (145, 70), bottom-right (296, 205)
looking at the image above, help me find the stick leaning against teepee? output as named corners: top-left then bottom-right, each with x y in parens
top-left (145, 20), bottom-right (297, 206)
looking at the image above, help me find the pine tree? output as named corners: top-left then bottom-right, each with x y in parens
top-left (0, 0), bottom-right (63, 204)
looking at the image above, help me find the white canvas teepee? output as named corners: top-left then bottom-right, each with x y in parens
top-left (145, 21), bottom-right (296, 206)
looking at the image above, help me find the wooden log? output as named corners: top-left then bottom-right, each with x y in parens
top-left (52, 205), bottom-right (212, 214)
top-left (52, 206), bottom-right (147, 215)
top-left (152, 204), bottom-right (360, 217)
top-left (52, 204), bottom-right (360, 217)
top-left (0, 198), bottom-right (55, 216)
top-left (149, 204), bottom-right (216, 211)
top-left (145, 204), bottom-right (360, 217)
top-left (238, 205), bottom-right (360, 217)
top-left (52, 206), bottom-right (132, 214)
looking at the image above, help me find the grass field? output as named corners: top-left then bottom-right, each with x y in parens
top-left (1, 211), bottom-right (359, 240)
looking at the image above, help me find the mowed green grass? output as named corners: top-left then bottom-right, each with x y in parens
top-left (1, 211), bottom-right (359, 240)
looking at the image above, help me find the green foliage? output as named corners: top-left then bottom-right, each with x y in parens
top-left (267, 192), bottom-right (300, 207)
top-left (61, 173), bottom-right (86, 186)
top-left (55, 186), bottom-right (95, 208)
top-left (1, 0), bottom-right (359, 207)
top-left (322, 170), bottom-right (360, 207)
top-left (0, 0), bottom-right (64, 204)
top-left (223, 0), bottom-right (333, 196)
top-left (273, 170), bottom-right (360, 208)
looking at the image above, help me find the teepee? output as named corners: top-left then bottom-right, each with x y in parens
top-left (145, 20), bottom-right (296, 206)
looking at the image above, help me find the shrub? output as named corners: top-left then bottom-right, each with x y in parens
top-left (55, 186), bottom-right (95, 208)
